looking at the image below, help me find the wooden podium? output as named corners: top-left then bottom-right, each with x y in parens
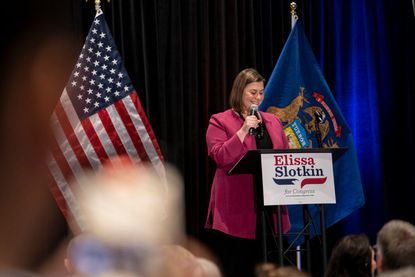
top-left (228, 148), bottom-right (346, 269)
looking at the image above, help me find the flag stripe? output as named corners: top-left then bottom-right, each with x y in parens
top-left (126, 94), bottom-right (166, 178)
top-left (128, 92), bottom-right (164, 162)
top-left (106, 105), bottom-right (141, 162)
top-left (49, 133), bottom-right (78, 182)
top-left (81, 117), bottom-right (110, 163)
top-left (50, 113), bottom-right (85, 178)
top-left (60, 90), bottom-right (101, 169)
top-left (97, 108), bottom-right (129, 157)
top-left (46, 175), bottom-right (82, 235)
top-left (47, 153), bottom-right (85, 231)
top-left (89, 112), bottom-right (117, 157)
top-left (47, 166), bottom-right (70, 220)
top-left (115, 97), bottom-right (150, 161)
top-left (55, 101), bottom-right (94, 170)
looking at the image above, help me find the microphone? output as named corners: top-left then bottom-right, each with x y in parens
top-left (249, 104), bottom-right (259, 118)
top-left (249, 104), bottom-right (259, 135)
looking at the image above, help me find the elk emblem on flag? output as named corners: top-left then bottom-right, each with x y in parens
top-left (47, 9), bottom-right (165, 233)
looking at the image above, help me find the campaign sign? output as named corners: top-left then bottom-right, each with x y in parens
top-left (261, 152), bottom-right (336, 205)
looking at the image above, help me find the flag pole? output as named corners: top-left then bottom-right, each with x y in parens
top-left (289, 4), bottom-right (329, 272)
top-left (289, 2), bottom-right (311, 272)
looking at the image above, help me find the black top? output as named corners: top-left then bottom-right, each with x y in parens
top-left (256, 123), bottom-right (273, 149)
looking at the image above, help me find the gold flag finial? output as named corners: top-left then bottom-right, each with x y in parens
top-left (290, 2), bottom-right (297, 17)
top-left (290, 2), bottom-right (299, 28)
top-left (86, 0), bottom-right (111, 12)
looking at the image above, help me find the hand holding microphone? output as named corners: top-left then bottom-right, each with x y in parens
top-left (248, 104), bottom-right (260, 135)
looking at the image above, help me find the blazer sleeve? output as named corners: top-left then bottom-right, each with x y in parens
top-left (206, 113), bottom-right (249, 169)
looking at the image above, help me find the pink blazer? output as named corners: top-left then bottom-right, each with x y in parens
top-left (205, 109), bottom-right (291, 239)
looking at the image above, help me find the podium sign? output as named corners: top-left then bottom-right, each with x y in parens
top-left (260, 152), bottom-right (336, 205)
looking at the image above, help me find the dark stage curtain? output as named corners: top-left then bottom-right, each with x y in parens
top-left (70, 0), bottom-right (415, 251)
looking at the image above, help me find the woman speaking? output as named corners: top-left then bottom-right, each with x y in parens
top-left (205, 68), bottom-right (291, 277)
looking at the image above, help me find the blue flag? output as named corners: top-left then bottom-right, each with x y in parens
top-left (260, 22), bottom-right (365, 244)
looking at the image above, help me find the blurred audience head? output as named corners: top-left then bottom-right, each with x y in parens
top-left (377, 266), bottom-right (415, 277)
top-left (194, 258), bottom-right (222, 277)
top-left (62, 157), bottom-right (219, 277)
top-left (74, 157), bottom-right (184, 247)
top-left (376, 219), bottom-right (415, 273)
top-left (324, 233), bottom-right (375, 277)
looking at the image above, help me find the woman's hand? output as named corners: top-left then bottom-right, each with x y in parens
top-left (237, 115), bottom-right (261, 141)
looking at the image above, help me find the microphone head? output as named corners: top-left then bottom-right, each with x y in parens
top-left (249, 104), bottom-right (258, 113)
top-left (249, 104), bottom-right (259, 118)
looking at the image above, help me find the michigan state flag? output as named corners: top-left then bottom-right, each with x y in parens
top-left (260, 22), bottom-right (365, 244)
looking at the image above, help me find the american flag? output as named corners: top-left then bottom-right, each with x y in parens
top-left (48, 9), bottom-right (165, 233)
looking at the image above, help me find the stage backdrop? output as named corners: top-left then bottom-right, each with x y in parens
top-left (0, 0), bottom-right (414, 272)
top-left (69, 0), bottom-right (415, 251)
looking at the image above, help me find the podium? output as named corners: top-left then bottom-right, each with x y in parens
top-left (228, 148), bottom-right (346, 270)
